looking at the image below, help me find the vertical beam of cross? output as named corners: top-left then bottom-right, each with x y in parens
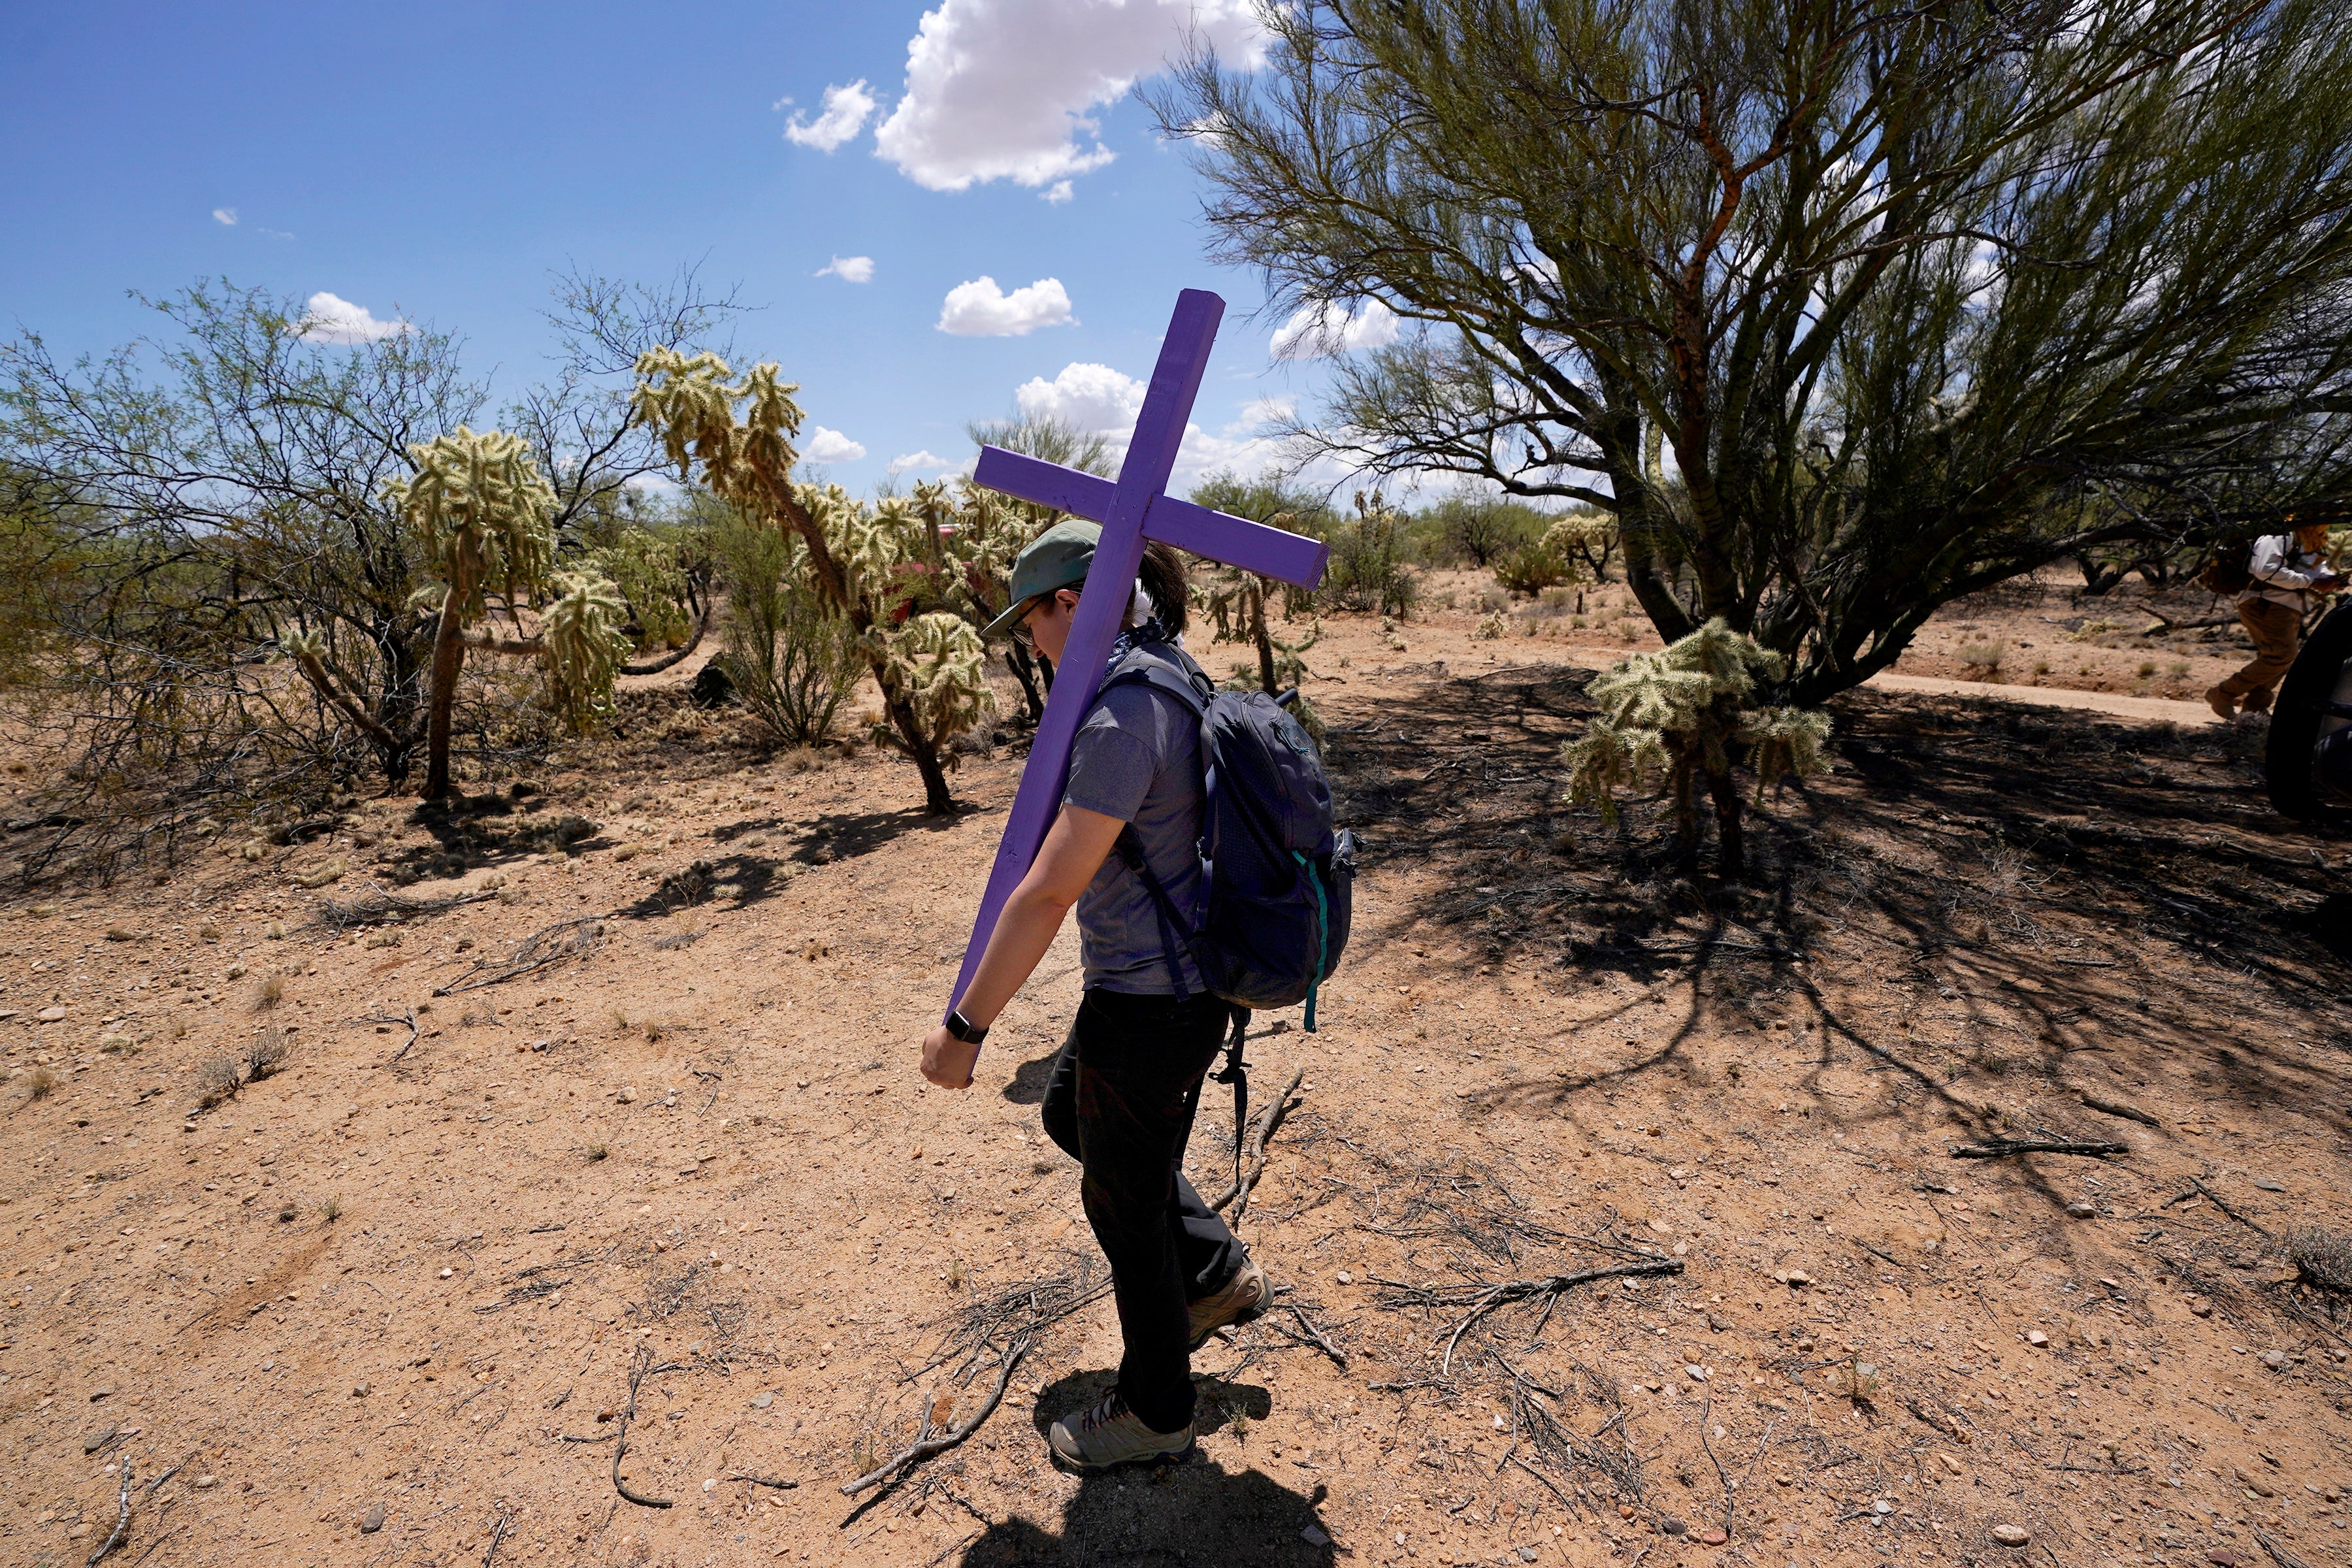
top-left (943, 288), bottom-right (1328, 1021)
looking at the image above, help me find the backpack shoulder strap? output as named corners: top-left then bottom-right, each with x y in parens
top-left (1098, 657), bottom-right (1211, 719)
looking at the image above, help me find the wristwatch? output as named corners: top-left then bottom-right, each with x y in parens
top-left (944, 1009), bottom-right (989, 1047)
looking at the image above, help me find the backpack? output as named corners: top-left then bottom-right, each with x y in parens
top-left (1094, 636), bottom-right (1356, 1182)
top-left (2199, 538), bottom-right (2257, 595)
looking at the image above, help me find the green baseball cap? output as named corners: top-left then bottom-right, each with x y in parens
top-left (983, 519), bottom-right (1102, 638)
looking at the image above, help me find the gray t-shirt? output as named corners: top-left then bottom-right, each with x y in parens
top-left (1061, 642), bottom-right (1206, 995)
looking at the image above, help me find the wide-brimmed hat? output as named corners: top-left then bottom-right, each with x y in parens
top-left (982, 519), bottom-right (1103, 638)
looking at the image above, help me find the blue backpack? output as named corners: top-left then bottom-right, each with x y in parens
top-left (1094, 633), bottom-right (1356, 1176)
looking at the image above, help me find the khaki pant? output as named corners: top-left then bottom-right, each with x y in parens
top-left (2219, 597), bottom-right (2303, 706)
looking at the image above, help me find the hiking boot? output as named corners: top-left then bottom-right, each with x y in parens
top-left (1188, 1258), bottom-right (1271, 1350)
top-left (2205, 685), bottom-right (2236, 721)
top-left (1046, 1390), bottom-right (1192, 1473)
top-left (2243, 687), bottom-right (2274, 715)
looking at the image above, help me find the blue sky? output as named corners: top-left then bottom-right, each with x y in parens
top-left (0, 1), bottom-right (1388, 495)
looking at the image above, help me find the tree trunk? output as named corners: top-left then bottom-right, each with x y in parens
top-left (1250, 580), bottom-right (1279, 694)
top-left (1004, 644), bottom-right (1045, 725)
top-left (884, 693), bottom-right (956, 814)
top-left (1705, 763), bottom-right (1746, 880)
top-left (1668, 753), bottom-right (1701, 872)
top-left (421, 593), bottom-right (468, 802)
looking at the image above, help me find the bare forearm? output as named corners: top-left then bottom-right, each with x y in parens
top-left (956, 883), bottom-right (1072, 1027)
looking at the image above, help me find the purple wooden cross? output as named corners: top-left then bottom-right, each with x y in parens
top-left (945, 287), bottom-right (1329, 1019)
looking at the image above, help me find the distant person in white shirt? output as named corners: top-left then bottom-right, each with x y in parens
top-left (2207, 523), bottom-right (2344, 719)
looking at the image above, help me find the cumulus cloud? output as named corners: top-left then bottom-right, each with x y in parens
top-left (938, 276), bottom-right (1074, 337)
top-left (1270, 297), bottom-right (1400, 361)
top-left (803, 426), bottom-right (868, 463)
top-left (873, 0), bottom-right (1267, 193)
top-left (783, 80), bottom-right (877, 152)
top-left (815, 255), bottom-right (875, 284)
top-left (295, 292), bottom-right (411, 345)
top-left (1015, 362), bottom-right (1147, 433)
top-left (889, 449), bottom-right (965, 480)
top-left (212, 207), bottom-right (238, 226)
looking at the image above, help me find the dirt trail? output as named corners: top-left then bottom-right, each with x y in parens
top-left (2, 589), bottom-right (2345, 1568)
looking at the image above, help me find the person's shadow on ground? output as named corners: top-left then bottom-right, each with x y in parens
top-left (954, 1370), bottom-right (1340, 1567)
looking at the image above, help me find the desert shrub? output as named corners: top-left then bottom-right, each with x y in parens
top-left (710, 502), bottom-right (861, 746)
top-left (1563, 619), bottom-right (1831, 874)
top-left (2289, 1227), bottom-right (2352, 1293)
top-left (24, 1067), bottom-right (54, 1100)
top-left (195, 1055), bottom-right (242, 1108)
top-left (1428, 492), bottom-right (1541, 566)
top-left (1322, 492), bottom-right (1420, 617)
top-left (246, 1026), bottom-right (291, 1080)
top-left (1957, 641), bottom-right (2006, 674)
top-left (586, 523), bottom-right (708, 653)
top-left (1474, 612), bottom-right (1507, 640)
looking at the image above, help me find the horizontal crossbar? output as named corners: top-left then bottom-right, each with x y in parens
top-left (973, 446), bottom-right (1330, 589)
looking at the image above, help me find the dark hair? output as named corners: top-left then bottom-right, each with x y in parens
top-left (1034, 540), bottom-right (1191, 641)
top-left (1137, 541), bottom-right (1190, 637)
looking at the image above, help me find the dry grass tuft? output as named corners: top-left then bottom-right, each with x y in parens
top-left (195, 1056), bottom-right (242, 1109)
top-left (246, 1026), bottom-right (291, 1081)
top-left (25, 1068), bottom-right (55, 1100)
top-left (2288, 1227), bottom-right (2352, 1294)
top-left (254, 974), bottom-right (286, 1010)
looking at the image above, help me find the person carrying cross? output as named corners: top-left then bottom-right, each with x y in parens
top-left (917, 521), bottom-right (1271, 1473)
top-left (2207, 521), bottom-right (2345, 719)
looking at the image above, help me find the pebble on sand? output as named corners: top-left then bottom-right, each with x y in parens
top-left (1990, 1524), bottom-right (2031, 1547)
top-left (361, 1503), bottom-right (385, 1533)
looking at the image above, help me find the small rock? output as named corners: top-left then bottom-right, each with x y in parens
top-left (1661, 1518), bottom-right (1688, 1537)
top-left (1685, 1365), bottom-right (1707, 1381)
top-left (2066, 1201), bottom-right (2097, 1218)
top-left (1775, 1269), bottom-right (1812, 1288)
top-left (83, 1428), bottom-right (114, 1453)
top-left (2208, 1552), bottom-right (2244, 1567)
top-left (1335, 1270), bottom-right (1353, 1284)
top-left (437, 1267), bottom-right (454, 1280)
top-left (37, 1006), bottom-right (67, 1022)
top-left (615, 1086), bottom-right (637, 1103)
top-left (351, 1382), bottom-right (370, 1397)
top-left (1990, 1524), bottom-right (2031, 1547)
top-left (89, 1387), bottom-right (112, 1401)
top-left (2190, 1298), bottom-right (2214, 1318)
top-left (361, 1503), bottom-right (385, 1533)
top-left (1938, 1452), bottom-right (1965, 1475)
top-left (2235, 1467), bottom-right (2276, 1497)
top-left (1300, 1524), bottom-right (1333, 1548)
top-left (2259, 1350), bottom-right (2287, 1370)
top-left (751, 1392), bottom-right (774, 1410)
top-left (2253, 1178), bottom-right (2285, 1192)
top-left (2026, 1330), bottom-right (2050, 1347)
top-left (1699, 1527), bottom-right (1729, 1546)
top-left (192, 1475), bottom-right (217, 1490)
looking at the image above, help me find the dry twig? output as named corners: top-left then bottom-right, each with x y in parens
top-left (2078, 1092), bottom-right (2161, 1129)
top-left (86, 1460), bottom-right (132, 1567)
top-left (613, 1345), bottom-right (682, 1509)
top-left (359, 1007), bottom-right (421, 1065)
top-left (436, 915), bottom-right (605, 996)
top-left (1950, 1137), bottom-right (2127, 1160)
top-left (1376, 1256), bottom-right (1684, 1373)
top-left (1209, 1068), bottom-right (1306, 1222)
top-left (841, 1336), bottom-right (1031, 1497)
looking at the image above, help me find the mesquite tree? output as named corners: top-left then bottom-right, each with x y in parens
top-left (630, 350), bottom-right (991, 812)
top-left (1162, 0), bottom-right (2352, 850)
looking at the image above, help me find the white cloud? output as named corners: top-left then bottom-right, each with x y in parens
top-left (212, 206), bottom-right (238, 226)
top-left (783, 80), bottom-right (876, 152)
top-left (1015, 361), bottom-right (1147, 433)
top-left (889, 449), bottom-right (965, 479)
top-left (803, 426), bottom-right (867, 463)
top-left (938, 276), bottom-right (1074, 336)
top-left (873, 0), bottom-right (1267, 193)
top-left (295, 292), bottom-right (411, 345)
top-left (815, 255), bottom-right (875, 284)
top-left (1270, 298), bottom-right (1400, 361)
top-left (1041, 180), bottom-right (1074, 205)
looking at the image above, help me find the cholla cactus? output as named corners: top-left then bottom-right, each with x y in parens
top-left (1563, 619), bottom-right (1829, 870)
top-left (540, 571), bottom-right (632, 732)
top-left (387, 426), bottom-right (555, 621)
top-left (383, 426), bottom-right (560, 800)
top-left (868, 612), bottom-right (994, 760)
top-left (630, 350), bottom-right (804, 515)
top-left (1473, 611), bottom-right (1508, 640)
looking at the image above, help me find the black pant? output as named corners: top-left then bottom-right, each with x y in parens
top-left (1039, 988), bottom-right (1246, 1433)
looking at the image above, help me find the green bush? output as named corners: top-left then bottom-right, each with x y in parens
top-left (1322, 494), bottom-right (1420, 617)
top-left (709, 505), bottom-right (860, 747)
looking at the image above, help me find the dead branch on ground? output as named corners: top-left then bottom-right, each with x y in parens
top-left (482, 1506), bottom-right (512, 1567)
top-left (86, 1459), bottom-right (131, 1567)
top-left (2078, 1092), bottom-right (2161, 1128)
top-left (613, 1345), bottom-right (683, 1509)
top-left (841, 1336), bottom-right (1030, 1497)
top-left (1949, 1137), bottom-right (2127, 1160)
top-left (359, 1007), bottom-right (421, 1065)
top-left (316, 880), bottom-right (496, 932)
top-left (2169, 1178), bottom-right (2273, 1238)
top-left (1375, 1256), bottom-right (1684, 1373)
top-left (436, 915), bottom-right (606, 996)
top-left (1209, 1068), bottom-right (1306, 1223)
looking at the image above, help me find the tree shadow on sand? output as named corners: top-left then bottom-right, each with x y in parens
top-left (953, 1369), bottom-right (1335, 1568)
